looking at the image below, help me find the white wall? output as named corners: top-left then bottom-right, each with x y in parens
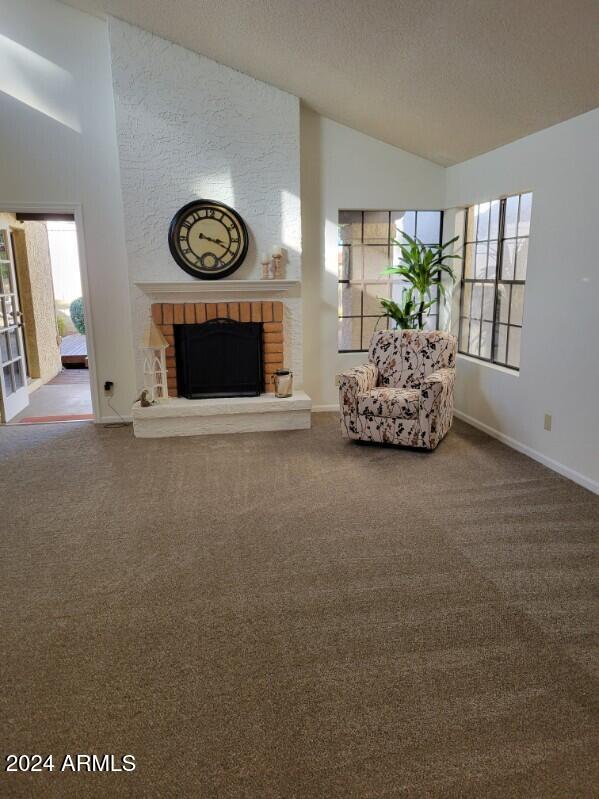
top-left (445, 109), bottom-right (599, 491)
top-left (0, 0), bottom-right (135, 421)
top-left (108, 19), bottom-right (303, 384)
top-left (301, 109), bottom-right (446, 407)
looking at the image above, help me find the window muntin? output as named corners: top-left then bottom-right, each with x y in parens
top-left (459, 192), bottom-right (532, 370)
top-left (338, 210), bottom-right (443, 353)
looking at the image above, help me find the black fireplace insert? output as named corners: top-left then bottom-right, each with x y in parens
top-left (175, 317), bottom-right (263, 399)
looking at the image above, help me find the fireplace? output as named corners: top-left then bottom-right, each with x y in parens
top-left (151, 302), bottom-right (285, 397)
top-left (133, 297), bottom-right (312, 438)
top-left (175, 318), bottom-right (263, 399)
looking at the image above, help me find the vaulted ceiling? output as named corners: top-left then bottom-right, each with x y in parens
top-left (63, 0), bottom-right (599, 165)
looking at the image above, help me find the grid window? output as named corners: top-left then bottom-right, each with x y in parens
top-left (338, 210), bottom-right (443, 352)
top-left (459, 193), bottom-right (532, 370)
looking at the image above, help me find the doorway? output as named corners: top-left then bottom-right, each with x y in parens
top-left (0, 211), bottom-right (94, 424)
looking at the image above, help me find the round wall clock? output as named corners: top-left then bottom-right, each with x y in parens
top-left (168, 199), bottom-right (249, 280)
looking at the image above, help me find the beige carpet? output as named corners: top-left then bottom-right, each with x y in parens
top-left (1, 415), bottom-right (598, 798)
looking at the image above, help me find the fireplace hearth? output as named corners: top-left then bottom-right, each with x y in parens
top-left (175, 318), bottom-right (263, 399)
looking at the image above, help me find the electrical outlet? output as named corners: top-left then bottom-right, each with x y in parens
top-left (544, 413), bottom-right (552, 432)
top-left (104, 380), bottom-right (114, 396)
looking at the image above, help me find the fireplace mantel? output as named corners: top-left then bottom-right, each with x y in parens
top-left (135, 279), bottom-right (299, 302)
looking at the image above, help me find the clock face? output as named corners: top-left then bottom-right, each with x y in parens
top-left (168, 200), bottom-right (249, 279)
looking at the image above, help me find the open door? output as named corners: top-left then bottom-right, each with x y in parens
top-left (0, 228), bottom-right (29, 421)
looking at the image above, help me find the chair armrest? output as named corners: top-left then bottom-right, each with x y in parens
top-left (419, 368), bottom-right (456, 449)
top-left (338, 363), bottom-right (378, 438)
top-left (420, 367), bottom-right (455, 395)
top-left (338, 363), bottom-right (378, 394)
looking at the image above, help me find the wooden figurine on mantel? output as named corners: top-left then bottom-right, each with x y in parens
top-left (261, 252), bottom-right (273, 280)
top-left (141, 320), bottom-right (169, 403)
top-left (272, 247), bottom-right (284, 279)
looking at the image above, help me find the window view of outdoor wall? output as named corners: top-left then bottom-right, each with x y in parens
top-left (338, 210), bottom-right (443, 352)
top-left (47, 221), bottom-right (83, 338)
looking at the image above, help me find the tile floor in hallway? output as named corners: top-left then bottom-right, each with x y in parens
top-left (9, 369), bottom-right (93, 424)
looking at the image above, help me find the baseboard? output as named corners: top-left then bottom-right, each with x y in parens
top-left (454, 409), bottom-right (599, 495)
top-left (312, 404), bottom-right (339, 413)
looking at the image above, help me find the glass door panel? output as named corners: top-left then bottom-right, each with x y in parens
top-left (0, 229), bottom-right (29, 421)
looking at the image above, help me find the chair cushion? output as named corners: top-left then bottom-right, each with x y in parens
top-left (368, 330), bottom-right (457, 389)
top-left (357, 387), bottom-right (420, 419)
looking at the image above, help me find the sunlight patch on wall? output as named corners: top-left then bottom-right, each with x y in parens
top-left (325, 218), bottom-right (339, 275)
top-left (280, 190), bottom-right (301, 253)
top-left (0, 34), bottom-right (80, 133)
top-left (191, 168), bottom-right (234, 208)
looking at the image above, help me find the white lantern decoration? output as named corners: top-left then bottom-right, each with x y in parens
top-left (142, 320), bottom-right (169, 402)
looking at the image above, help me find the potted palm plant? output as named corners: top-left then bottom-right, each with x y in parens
top-left (379, 232), bottom-right (460, 330)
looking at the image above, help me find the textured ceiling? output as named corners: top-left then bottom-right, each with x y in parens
top-left (63, 0), bottom-right (599, 165)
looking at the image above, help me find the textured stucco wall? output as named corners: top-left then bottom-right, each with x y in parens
top-left (22, 222), bottom-right (62, 383)
top-left (108, 19), bottom-right (303, 386)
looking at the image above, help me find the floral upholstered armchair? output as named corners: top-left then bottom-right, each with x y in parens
top-left (339, 330), bottom-right (457, 450)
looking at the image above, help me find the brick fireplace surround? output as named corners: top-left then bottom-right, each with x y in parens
top-left (151, 301), bottom-right (284, 397)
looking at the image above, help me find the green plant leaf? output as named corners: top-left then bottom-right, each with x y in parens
top-left (381, 230), bottom-right (459, 317)
top-left (440, 235), bottom-right (460, 250)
